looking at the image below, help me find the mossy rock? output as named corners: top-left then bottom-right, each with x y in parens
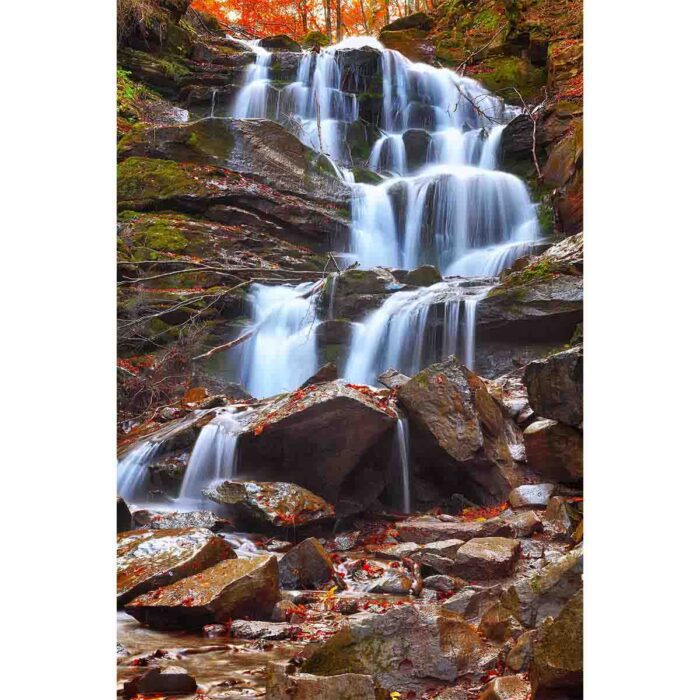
top-left (379, 28), bottom-right (434, 63)
top-left (467, 56), bottom-right (546, 101)
top-left (259, 35), bottom-right (301, 52)
top-left (351, 168), bottom-right (383, 185)
top-left (302, 30), bottom-right (330, 48)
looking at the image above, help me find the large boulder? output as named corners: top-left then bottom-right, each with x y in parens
top-left (266, 662), bottom-right (376, 700)
top-left (237, 381), bottom-right (396, 504)
top-left (278, 537), bottom-right (338, 590)
top-left (117, 497), bottom-right (132, 532)
top-left (530, 590), bottom-right (583, 699)
top-left (302, 604), bottom-right (488, 694)
top-left (508, 483), bottom-right (556, 509)
top-left (525, 346), bottom-right (583, 427)
top-left (117, 157), bottom-right (349, 248)
top-left (452, 538), bottom-right (521, 580)
top-left (397, 357), bottom-right (519, 503)
top-left (117, 528), bottom-right (235, 605)
top-left (382, 12), bottom-right (434, 32)
top-left (523, 419), bottom-right (583, 483)
top-left (125, 555), bottom-right (280, 629)
top-left (204, 480), bottom-right (335, 529)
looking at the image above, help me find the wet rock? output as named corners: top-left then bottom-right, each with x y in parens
top-left (402, 264), bottom-right (443, 287)
top-left (398, 515), bottom-right (514, 545)
top-left (238, 381), bottom-right (396, 504)
top-left (125, 555), bottom-right (280, 629)
top-left (477, 234), bottom-right (583, 342)
top-left (300, 362), bottom-right (338, 387)
top-left (441, 586), bottom-right (496, 618)
top-left (530, 591), bottom-right (583, 699)
top-left (411, 551), bottom-right (454, 575)
top-left (321, 267), bottom-right (399, 320)
top-left (117, 528), bottom-right (235, 605)
top-left (504, 510), bottom-right (543, 538)
top-left (117, 156), bottom-right (349, 248)
top-left (506, 629), bottom-right (537, 672)
top-left (132, 509), bottom-right (230, 531)
top-left (543, 496), bottom-right (581, 540)
top-left (204, 480), bottom-right (335, 529)
top-left (397, 357), bottom-right (519, 504)
top-left (117, 497), bottom-right (132, 532)
top-left (279, 537), bottom-right (338, 590)
top-left (508, 484), bottom-right (556, 509)
top-left (479, 675), bottom-right (531, 700)
top-left (259, 34), bottom-right (301, 52)
top-left (271, 599), bottom-right (299, 622)
top-left (117, 119), bottom-right (349, 206)
top-left (377, 368), bottom-right (411, 390)
top-left (229, 619), bottom-right (298, 640)
top-left (302, 604), bottom-right (487, 693)
top-left (401, 129), bottom-right (432, 170)
top-left (525, 346), bottom-right (583, 427)
top-left (452, 538), bottom-right (521, 580)
top-left (371, 542), bottom-right (422, 561)
top-left (500, 547), bottom-right (583, 628)
top-left (122, 665), bottom-right (197, 698)
top-left (523, 420), bottom-right (583, 483)
top-left (424, 574), bottom-right (467, 593)
top-left (266, 662), bottom-right (376, 699)
top-left (367, 570), bottom-right (414, 595)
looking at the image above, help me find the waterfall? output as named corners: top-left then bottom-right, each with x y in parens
top-left (343, 281), bottom-right (487, 385)
top-left (178, 408), bottom-right (252, 506)
top-left (117, 440), bottom-right (161, 503)
top-left (393, 415), bottom-right (411, 514)
top-left (222, 36), bottom-right (541, 397)
top-left (232, 281), bottom-right (320, 399)
top-left (232, 40), bottom-right (273, 118)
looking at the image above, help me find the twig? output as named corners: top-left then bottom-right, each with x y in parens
top-left (456, 24), bottom-right (509, 73)
top-left (509, 86), bottom-right (549, 180)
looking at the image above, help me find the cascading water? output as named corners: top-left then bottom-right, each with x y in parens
top-left (221, 36), bottom-right (542, 394)
top-left (393, 414), bottom-right (411, 514)
top-left (178, 407), bottom-right (253, 507)
top-left (344, 280), bottom-right (489, 384)
top-left (232, 40), bottom-right (273, 118)
top-left (117, 440), bottom-right (161, 503)
top-left (231, 281), bottom-right (320, 399)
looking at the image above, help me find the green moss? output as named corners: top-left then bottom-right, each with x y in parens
top-left (469, 56), bottom-right (546, 101)
top-left (117, 68), bottom-right (159, 123)
top-left (143, 222), bottom-right (188, 253)
top-left (302, 30), bottom-right (330, 47)
top-left (117, 157), bottom-right (211, 207)
top-left (473, 9), bottom-right (500, 31)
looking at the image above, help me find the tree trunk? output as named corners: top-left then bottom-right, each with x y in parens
top-left (324, 0), bottom-right (332, 40)
top-left (358, 0), bottom-right (369, 33)
top-left (336, 0), bottom-right (343, 41)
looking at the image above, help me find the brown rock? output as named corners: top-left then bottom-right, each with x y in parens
top-left (441, 586), bottom-right (496, 618)
top-left (266, 662), bottom-right (376, 699)
top-left (506, 629), bottom-right (537, 672)
top-left (204, 480), bottom-right (335, 529)
top-left (229, 619), bottom-right (298, 640)
top-left (453, 538), bottom-right (521, 580)
top-left (543, 496), bottom-right (581, 540)
top-left (238, 381), bottom-right (396, 504)
top-left (478, 601), bottom-right (525, 642)
top-left (117, 528), bottom-right (235, 605)
top-left (530, 591), bottom-right (583, 699)
top-left (302, 604), bottom-right (487, 694)
top-left (525, 347), bottom-right (583, 427)
top-left (300, 362), bottom-right (338, 388)
top-left (278, 537), bottom-right (338, 590)
top-left (125, 555), bottom-right (280, 629)
top-left (423, 574), bottom-right (467, 593)
top-left (505, 510), bottom-right (544, 538)
top-left (523, 419), bottom-right (583, 483)
top-left (480, 675), bottom-right (531, 700)
top-left (117, 496), bottom-right (132, 532)
top-left (397, 516), bottom-right (514, 545)
top-left (377, 367), bottom-right (411, 390)
top-left (397, 358), bottom-right (517, 503)
top-left (122, 666), bottom-right (196, 698)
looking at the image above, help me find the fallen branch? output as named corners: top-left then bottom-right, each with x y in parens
top-left (191, 328), bottom-right (256, 362)
top-left (456, 24), bottom-right (509, 73)
top-left (509, 87), bottom-right (549, 181)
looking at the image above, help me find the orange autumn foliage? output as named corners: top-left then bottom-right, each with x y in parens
top-left (191, 0), bottom-right (392, 41)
